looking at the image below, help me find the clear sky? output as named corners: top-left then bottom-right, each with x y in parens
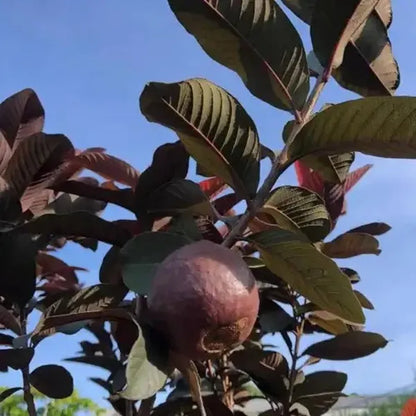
top-left (1, 0), bottom-right (416, 409)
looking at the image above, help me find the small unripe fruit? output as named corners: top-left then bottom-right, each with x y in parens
top-left (148, 240), bottom-right (259, 360)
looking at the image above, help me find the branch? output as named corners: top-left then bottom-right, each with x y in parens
top-left (222, 69), bottom-right (329, 248)
top-left (287, 319), bottom-right (305, 410)
top-left (51, 180), bottom-right (136, 212)
top-left (19, 311), bottom-right (37, 416)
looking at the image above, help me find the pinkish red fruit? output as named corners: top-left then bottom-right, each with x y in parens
top-left (148, 240), bottom-right (259, 360)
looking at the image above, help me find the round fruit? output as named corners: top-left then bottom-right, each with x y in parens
top-left (148, 240), bottom-right (259, 360)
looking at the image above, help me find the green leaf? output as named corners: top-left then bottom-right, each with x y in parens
top-left (147, 179), bottom-right (214, 217)
top-left (34, 284), bottom-right (128, 336)
top-left (287, 97), bottom-right (416, 161)
top-left (0, 387), bottom-right (22, 403)
top-left (140, 78), bottom-right (260, 200)
top-left (0, 305), bottom-right (22, 335)
top-left (311, 0), bottom-right (379, 70)
top-left (248, 230), bottom-right (365, 324)
top-left (230, 349), bottom-right (289, 400)
top-left (341, 267), bottom-right (360, 284)
top-left (302, 331), bottom-right (388, 360)
top-left (168, 0), bottom-right (309, 112)
top-left (121, 232), bottom-right (191, 295)
top-left (283, 121), bottom-right (355, 184)
top-left (281, 0), bottom-right (316, 24)
top-left (354, 290), bottom-right (374, 310)
top-left (283, 0), bottom-right (399, 96)
top-left (334, 23), bottom-right (399, 97)
top-left (347, 222), bottom-right (391, 236)
top-left (259, 298), bottom-right (296, 333)
top-left (29, 365), bottom-right (74, 399)
top-left (13, 212), bottom-right (132, 247)
top-left (294, 371), bottom-right (347, 416)
top-left (99, 246), bottom-right (123, 285)
top-left (322, 232), bottom-right (381, 258)
top-left (0, 348), bottom-right (34, 370)
top-left (303, 152), bottom-right (355, 184)
top-left (135, 141), bottom-right (189, 213)
top-left (120, 326), bottom-right (169, 400)
top-left (307, 313), bottom-right (349, 335)
top-left (265, 186), bottom-right (331, 242)
top-left (0, 233), bottom-right (37, 307)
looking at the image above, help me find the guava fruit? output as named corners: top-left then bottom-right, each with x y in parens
top-left (148, 240), bottom-right (259, 360)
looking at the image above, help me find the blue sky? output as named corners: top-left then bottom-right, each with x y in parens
top-left (1, 0), bottom-right (416, 408)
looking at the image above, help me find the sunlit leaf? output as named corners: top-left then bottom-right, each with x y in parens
top-left (302, 331), bottom-right (388, 360)
top-left (248, 230), bottom-right (364, 324)
top-left (168, 0), bottom-right (309, 111)
top-left (287, 97), bottom-right (416, 161)
top-left (347, 222), bottom-right (391, 236)
top-left (34, 284), bottom-right (128, 336)
top-left (311, 0), bottom-right (379, 70)
top-left (265, 186), bottom-right (331, 242)
top-left (63, 148), bottom-right (140, 187)
top-left (140, 78), bottom-right (260, 199)
top-left (120, 325), bottom-right (169, 400)
top-left (353, 290), bottom-right (374, 310)
top-left (322, 232), bottom-right (381, 258)
top-left (0, 88), bottom-right (44, 146)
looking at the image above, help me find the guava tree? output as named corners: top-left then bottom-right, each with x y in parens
top-left (0, 0), bottom-right (411, 415)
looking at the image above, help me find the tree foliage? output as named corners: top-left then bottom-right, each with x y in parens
top-left (0, 0), bottom-right (409, 415)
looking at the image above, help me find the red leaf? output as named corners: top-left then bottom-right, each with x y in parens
top-left (51, 180), bottom-right (135, 211)
top-left (0, 305), bottom-right (22, 335)
top-left (36, 252), bottom-right (86, 284)
top-left (401, 399), bottom-right (416, 416)
top-left (3, 133), bottom-right (75, 200)
top-left (294, 160), bottom-right (324, 196)
top-left (0, 132), bottom-right (12, 174)
top-left (0, 89), bottom-right (45, 147)
top-left (213, 193), bottom-right (242, 216)
top-left (65, 148), bottom-right (140, 187)
top-left (344, 164), bottom-right (372, 193)
top-left (199, 177), bottom-right (227, 200)
top-left (113, 219), bottom-right (144, 235)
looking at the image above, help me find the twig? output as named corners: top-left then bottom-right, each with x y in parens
top-left (19, 310), bottom-right (37, 416)
top-left (222, 69), bottom-right (329, 248)
top-left (287, 319), bottom-right (305, 414)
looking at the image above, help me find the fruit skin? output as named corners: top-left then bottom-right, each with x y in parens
top-left (148, 240), bottom-right (259, 360)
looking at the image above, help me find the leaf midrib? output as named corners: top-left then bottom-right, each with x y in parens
top-left (201, 0), bottom-right (299, 112)
top-left (160, 96), bottom-right (249, 200)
